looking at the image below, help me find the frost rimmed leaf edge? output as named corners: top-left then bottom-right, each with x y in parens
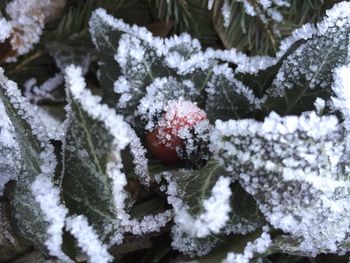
top-left (63, 65), bottom-right (172, 262)
top-left (0, 68), bottom-right (72, 262)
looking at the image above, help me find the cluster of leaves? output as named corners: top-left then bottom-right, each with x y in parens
top-left (1, 0), bottom-right (350, 263)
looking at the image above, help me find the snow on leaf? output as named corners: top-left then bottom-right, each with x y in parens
top-left (264, 1), bottom-right (350, 115)
top-left (0, 68), bottom-right (69, 260)
top-left (211, 111), bottom-right (350, 255)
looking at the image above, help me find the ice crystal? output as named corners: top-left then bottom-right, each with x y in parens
top-left (223, 227), bottom-right (272, 263)
top-left (137, 77), bottom-right (200, 131)
top-left (24, 73), bottom-right (64, 104)
top-left (167, 176), bottom-right (232, 239)
top-left (211, 111), bottom-right (350, 255)
top-left (0, 67), bottom-right (71, 258)
top-left (266, 1), bottom-right (350, 115)
top-left (66, 215), bottom-right (113, 263)
top-left (5, 0), bottom-right (65, 60)
top-left (31, 175), bottom-right (73, 263)
top-left (0, 17), bottom-right (12, 43)
top-left (64, 65), bottom-right (172, 247)
top-left (213, 0), bottom-right (290, 30)
top-left (0, 100), bottom-right (20, 194)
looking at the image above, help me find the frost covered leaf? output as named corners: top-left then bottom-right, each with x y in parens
top-left (47, 42), bottom-right (92, 74)
top-left (0, 69), bottom-right (70, 261)
top-left (63, 66), bottom-right (166, 254)
top-left (158, 160), bottom-right (264, 256)
top-left (89, 9), bottom-right (208, 117)
top-left (89, 8), bottom-right (167, 108)
top-left (63, 65), bottom-right (130, 243)
top-left (205, 64), bottom-right (262, 121)
top-left (264, 1), bottom-right (350, 115)
top-left (5, 0), bottom-right (66, 60)
top-left (0, 100), bottom-right (20, 195)
top-left (211, 111), bottom-right (350, 255)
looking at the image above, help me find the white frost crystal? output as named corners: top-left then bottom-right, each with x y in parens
top-left (32, 175), bottom-right (73, 263)
top-left (211, 111), bottom-right (350, 255)
top-left (167, 176), bottom-right (232, 239)
top-left (64, 65), bottom-right (172, 250)
top-left (0, 67), bottom-right (71, 261)
top-left (0, 17), bottom-right (12, 42)
top-left (0, 100), bottom-right (20, 194)
top-left (332, 65), bottom-right (350, 128)
top-left (66, 215), bottom-right (113, 263)
top-left (223, 227), bottom-right (272, 263)
top-left (5, 0), bottom-right (66, 59)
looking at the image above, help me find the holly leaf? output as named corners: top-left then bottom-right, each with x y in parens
top-left (0, 100), bottom-right (20, 195)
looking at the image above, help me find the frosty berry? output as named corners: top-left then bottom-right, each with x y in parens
top-left (146, 99), bottom-right (210, 166)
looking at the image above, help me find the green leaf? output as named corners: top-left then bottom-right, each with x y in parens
top-left (90, 7), bottom-right (166, 110)
top-left (0, 69), bottom-right (58, 253)
top-left (191, 229), bottom-right (265, 263)
top-left (62, 66), bottom-right (131, 243)
top-left (89, 9), bottom-right (211, 117)
top-left (205, 64), bottom-right (261, 121)
top-left (234, 39), bottom-right (304, 100)
top-left (211, 110), bottom-right (350, 254)
top-left (158, 160), bottom-right (264, 255)
top-left (264, 8), bottom-right (350, 116)
top-left (170, 160), bottom-right (264, 232)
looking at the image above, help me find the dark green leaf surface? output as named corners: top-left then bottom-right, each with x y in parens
top-left (62, 88), bottom-right (120, 242)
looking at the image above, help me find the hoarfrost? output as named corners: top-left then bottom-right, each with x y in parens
top-left (0, 17), bottom-right (12, 43)
top-left (332, 65), bottom-right (350, 128)
top-left (168, 176), bottom-right (232, 238)
top-left (213, 0), bottom-right (290, 30)
top-left (24, 73), bottom-right (64, 104)
top-left (221, 0), bottom-right (231, 28)
top-left (222, 227), bottom-right (272, 263)
top-left (268, 1), bottom-right (350, 101)
top-left (137, 77), bottom-right (199, 131)
top-left (0, 67), bottom-right (70, 259)
top-left (65, 65), bottom-right (172, 245)
top-left (4, 0), bottom-right (65, 60)
top-left (31, 175), bottom-right (73, 263)
top-left (211, 111), bottom-right (350, 255)
top-left (0, 100), bottom-right (20, 194)
top-left (66, 215), bottom-right (113, 263)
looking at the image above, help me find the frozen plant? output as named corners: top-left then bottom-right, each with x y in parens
top-left (1, 1), bottom-right (350, 263)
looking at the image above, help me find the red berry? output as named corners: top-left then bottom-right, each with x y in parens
top-left (146, 99), bottom-right (208, 166)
